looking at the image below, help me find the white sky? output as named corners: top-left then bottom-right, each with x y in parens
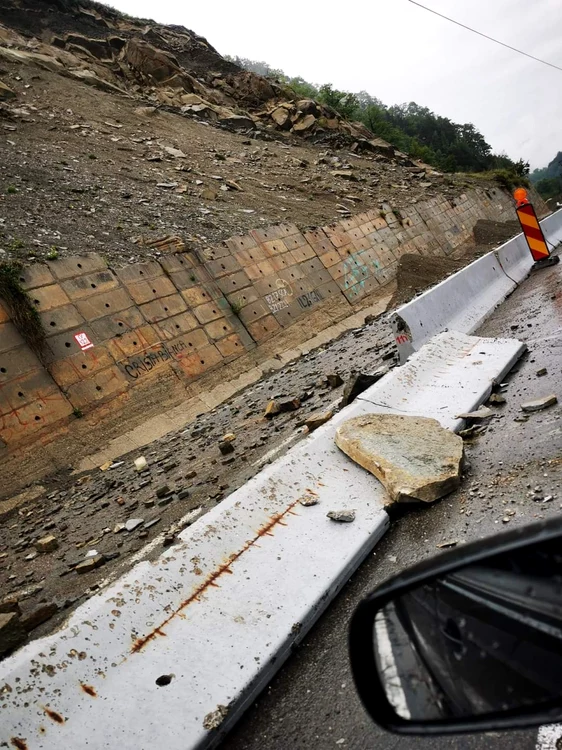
top-left (107, 0), bottom-right (562, 169)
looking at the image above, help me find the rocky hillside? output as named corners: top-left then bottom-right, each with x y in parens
top-left (0, 0), bottom-right (499, 265)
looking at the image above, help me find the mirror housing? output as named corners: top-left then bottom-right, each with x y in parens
top-left (349, 516), bottom-right (562, 735)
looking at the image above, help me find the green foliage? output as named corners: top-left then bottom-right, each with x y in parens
top-left (46, 246), bottom-right (59, 260)
top-left (0, 261), bottom-right (46, 357)
top-left (6, 185), bottom-right (17, 194)
top-left (72, 407), bottom-right (84, 418)
top-left (228, 298), bottom-right (243, 316)
top-left (232, 57), bottom-right (528, 175)
top-left (530, 152), bottom-right (562, 201)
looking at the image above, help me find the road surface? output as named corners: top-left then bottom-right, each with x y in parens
top-left (222, 259), bottom-right (562, 749)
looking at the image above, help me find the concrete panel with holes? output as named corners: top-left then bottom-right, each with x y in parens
top-left (0, 187), bottom-right (539, 453)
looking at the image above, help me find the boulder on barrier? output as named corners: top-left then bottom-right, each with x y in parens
top-left (335, 413), bottom-right (463, 505)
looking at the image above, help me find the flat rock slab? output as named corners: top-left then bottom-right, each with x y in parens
top-left (335, 414), bottom-right (464, 504)
top-left (521, 394), bottom-right (557, 412)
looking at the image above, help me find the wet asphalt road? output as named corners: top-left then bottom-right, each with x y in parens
top-left (221, 259), bottom-right (562, 750)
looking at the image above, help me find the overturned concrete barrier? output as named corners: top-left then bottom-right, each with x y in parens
top-left (0, 331), bottom-right (526, 750)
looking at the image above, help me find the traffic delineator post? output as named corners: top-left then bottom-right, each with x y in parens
top-left (513, 187), bottom-right (559, 270)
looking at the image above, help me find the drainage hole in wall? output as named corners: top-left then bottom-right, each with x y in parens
top-left (105, 303), bottom-right (110, 308)
top-left (118, 322), bottom-right (123, 327)
top-left (91, 283), bottom-right (96, 289)
top-left (82, 364), bottom-right (87, 369)
top-left (34, 415), bottom-right (41, 421)
top-left (132, 341), bottom-right (137, 346)
top-left (65, 342), bottom-right (71, 348)
top-left (0, 367), bottom-right (6, 373)
top-left (77, 263), bottom-right (82, 269)
top-left (50, 321), bottom-right (56, 327)
top-left (18, 391), bottom-right (24, 398)
top-left (200, 360), bottom-right (205, 365)
top-left (95, 386), bottom-right (102, 391)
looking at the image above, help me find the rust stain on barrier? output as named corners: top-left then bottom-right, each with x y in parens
top-left (42, 706), bottom-right (65, 724)
top-left (10, 739), bottom-right (28, 750)
top-left (80, 683), bottom-right (97, 697)
top-left (131, 498), bottom-right (301, 653)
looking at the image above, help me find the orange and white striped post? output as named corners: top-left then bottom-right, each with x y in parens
top-left (513, 187), bottom-right (559, 269)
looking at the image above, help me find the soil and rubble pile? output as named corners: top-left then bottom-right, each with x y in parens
top-left (0, 0), bottom-right (496, 266)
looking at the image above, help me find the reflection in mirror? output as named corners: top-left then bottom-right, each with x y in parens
top-left (373, 538), bottom-right (562, 721)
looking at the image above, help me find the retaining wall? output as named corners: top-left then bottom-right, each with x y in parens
top-left (0, 186), bottom-right (525, 455)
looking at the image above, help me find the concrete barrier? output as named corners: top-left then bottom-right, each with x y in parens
top-left (495, 232), bottom-right (534, 284)
top-left (0, 331), bottom-right (526, 750)
top-left (391, 209), bottom-right (562, 363)
top-left (540, 207), bottom-right (562, 248)
top-left (390, 252), bottom-right (515, 362)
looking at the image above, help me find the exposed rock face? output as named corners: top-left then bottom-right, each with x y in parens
top-left (335, 414), bottom-right (463, 504)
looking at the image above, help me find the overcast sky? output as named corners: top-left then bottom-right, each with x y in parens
top-left (107, 0), bottom-right (561, 168)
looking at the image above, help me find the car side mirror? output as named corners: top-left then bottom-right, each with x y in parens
top-left (349, 516), bottom-right (562, 736)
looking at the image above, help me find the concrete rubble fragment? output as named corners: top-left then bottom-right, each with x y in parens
top-left (335, 414), bottom-right (463, 504)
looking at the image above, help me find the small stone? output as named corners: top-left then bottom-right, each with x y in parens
top-left (35, 535), bottom-right (58, 553)
top-left (20, 603), bottom-right (58, 632)
top-left (536, 368), bottom-right (547, 377)
top-left (514, 415), bottom-right (529, 423)
top-left (157, 495), bottom-right (174, 507)
top-left (134, 456), bottom-right (148, 472)
top-left (143, 518), bottom-right (161, 530)
top-left (264, 400), bottom-right (281, 418)
top-left (327, 373), bottom-right (344, 388)
top-left (177, 488), bottom-right (190, 500)
top-left (436, 540), bottom-right (458, 548)
top-left (143, 499), bottom-right (155, 508)
top-left (521, 394), bottom-right (557, 412)
top-left (155, 485), bottom-right (172, 498)
top-left (299, 494), bottom-right (319, 507)
top-left (163, 534), bottom-right (176, 546)
top-left (278, 398), bottom-right (301, 413)
top-left (185, 470), bottom-right (197, 480)
top-left (125, 518), bottom-right (144, 532)
top-left (341, 369), bottom-right (387, 407)
top-left (327, 510), bottom-right (356, 523)
top-left (0, 612), bottom-right (26, 657)
top-left (201, 188), bottom-right (218, 200)
top-left (113, 522), bottom-right (126, 533)
top-left (0, 598), bottom-right (21, 616)
top-left (24, 552), bottom-right (38, 561)
top-left (75, 555), bottom-right (105, 574)
top-left (222, 433), bottom-right (236, 443)
top-left (219, 440), bottom-right (235, 455)
top-left (488, 393), bottom-right (506, 405)
top-left (0, 81), bottom-right (16, 100)
top-left (305, 410), bottom-right (334, 432)
top-left (455, 407), bottom-right (494, 420)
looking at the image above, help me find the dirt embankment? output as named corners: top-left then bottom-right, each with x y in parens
top-left (390, 219), bottom-right (522, 307)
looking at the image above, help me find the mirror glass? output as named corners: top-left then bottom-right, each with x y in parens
top-left (373, 538), bottom-right (562, 721)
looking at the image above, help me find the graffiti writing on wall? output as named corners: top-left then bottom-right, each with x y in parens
top-left (297, 289), bottom-right (323, 309)
top-left (123, 340), bottom-right (187, 380)
top-left (264, 279), bottom-right (293, 313)
top-left (342, 251), bottom-right (381, 299)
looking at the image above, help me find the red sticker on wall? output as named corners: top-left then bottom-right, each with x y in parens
top-left (74, 332), bottom-right (94, 351)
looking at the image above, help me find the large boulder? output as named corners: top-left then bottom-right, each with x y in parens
top-left (335, 414), bottom-right (463, 505)
top-left (226, 70), bottom-right (276, 106)
top-left (124, 38), bottom-right (182, 83)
